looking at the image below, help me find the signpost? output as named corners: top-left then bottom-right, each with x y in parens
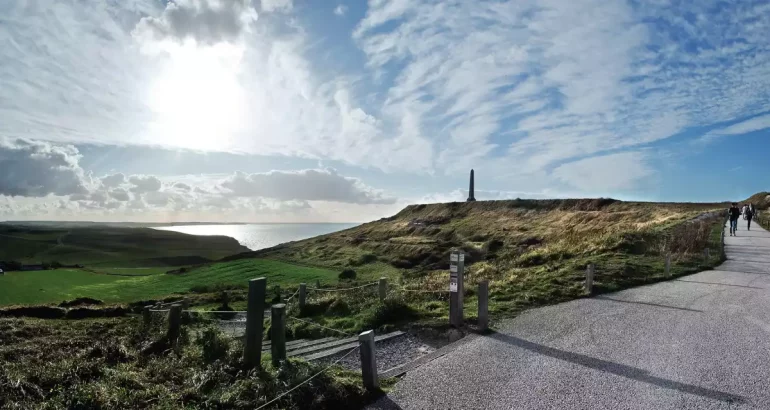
top-left (450, 250), bottom-right (465, 327)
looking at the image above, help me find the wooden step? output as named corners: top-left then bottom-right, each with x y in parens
top-left (299, 331), bottom-right (405, 361)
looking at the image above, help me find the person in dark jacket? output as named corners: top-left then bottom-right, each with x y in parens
top-left (728, 203), bottom-right (741, 236)
top-left (746, 204), bottom-right (754, 231)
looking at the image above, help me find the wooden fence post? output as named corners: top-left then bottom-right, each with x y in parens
top-left (142, 305), bottom-right (151, 328)
top-left (271, 304), bottom-right (287, 367)
top-left (299, 283), bottom-right (307, 310)
top-left (585, 263), bottom-right (595, 295)
top-left (704, 248), bottom-right (710, 261)
top-left (315, 279), bottom-right (321, 289)
top-left (721, 230), bottom-right (725, 257)
top-left (359, 330), bottom-right (379, 390)
top-left (378, 277), bottom-right (387, 301)
top-left (244, 277), bottom-right (266, 368)
top-left (478, 281), bottom-right (489, 331)
top-left (665, 254), bottom-right (671, 277)
top-left (167, 304), bottom-right (182, 346)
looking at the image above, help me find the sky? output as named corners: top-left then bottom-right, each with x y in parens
top-left (0, 0), bottom-right (769, 223)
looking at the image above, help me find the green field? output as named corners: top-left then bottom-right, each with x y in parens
top-left (0, 223), bottom-right (248, 267)
top-left (0, 259), bottom-right (338, 306)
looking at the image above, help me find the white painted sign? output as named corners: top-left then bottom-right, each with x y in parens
top-left (459, 253), bottom-right (465, 262)
top-left (450, 265), bottom-right (458, 273)
top-left (450, 279), bottom-right (458, 292)
top-left (450, 254), bottom-right (458, 262)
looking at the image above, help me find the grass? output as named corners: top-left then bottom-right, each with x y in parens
top-left (0, 316), bottom-right (390, 409)
top-left (215, 199), bottom-right (730, 336)
top-left (0, 224), bottom-right (248, 267)
top-left (0, 259), bottom-right (339, 306)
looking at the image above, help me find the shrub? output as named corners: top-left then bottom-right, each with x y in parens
top-left (339, 269), bottom-right (357, 281)
top-left (325, 299), bottom-right (351, 316)
top-left (198, 326), bottom-right (231, 363)
top-left (363, 298), bottom-right (418, 330)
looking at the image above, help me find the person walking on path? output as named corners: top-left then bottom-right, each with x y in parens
top-left (746, 204), bottom-right (755, 231)
top-left (729, 202), bottom-right (741, 236)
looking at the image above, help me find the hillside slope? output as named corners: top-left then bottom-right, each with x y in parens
top-left (744, 192), bottom-right (770, 209)
top-left (0, 224), bottom-right (249, 267)
top-left (236, 199), bottom-right (722, 274)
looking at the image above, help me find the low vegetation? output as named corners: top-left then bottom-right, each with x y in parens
top-left (0, 316), bottom-right (387, 409)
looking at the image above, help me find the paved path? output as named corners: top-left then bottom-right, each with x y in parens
top-left (371, 218), bottom-right (770, 409)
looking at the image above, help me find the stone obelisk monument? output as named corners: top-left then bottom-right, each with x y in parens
top-left (467, 169), bottom-right (476, 202)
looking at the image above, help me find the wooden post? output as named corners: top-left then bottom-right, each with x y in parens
top-left (142, 305), bottom-right (151, 327)
top-left (585, 263), bottom-right (595, 295)
top-left (378, 277), bottom-right (387, 301)
top-left (665, 254), bottom-right (671, 277)
top-left (244, 278), bottom-right (266, 368)
top-left (359, 330), bottom-right (379, 390)
top-left (721, 230), bottom-right (726, 258)
top-left (449, 250), bottom-right (465, 327)
top-left (271, 304), bottom-right (287, 367)
top-left (299, 283), bottom-right (307, 309)
top-left (221, 291), bottom-right (229, 307)
top-left (704, 248), bottom-right (710, 261)
top-left (315, 279), bottom-right (321, 289)
top-left (478, 281), bottom-right (489, 331)
top-left (167, 304), bottom-right (182, 346)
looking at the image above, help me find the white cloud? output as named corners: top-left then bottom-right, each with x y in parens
top-left (101, 173), bottom-right (127, 188)
top-left (132, 0), bottom-right (258, 46)
top-left (334, 5), bottom-right (348, 16)
top-left (128, 175), bottom-right (163, 193)
top-left (0, 138), bottom-right (91, 197)
top-left (218, 169), bottom-right (396, 204)
top-left (701, 114), bottom-right (770, 142)
top-left (551, 151), bottom-right (654, 192)
top-left (261, 0), bottom-right (293, 13)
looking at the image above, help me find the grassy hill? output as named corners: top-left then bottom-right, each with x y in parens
top-left (744, 192), bottom-right (770, 209)
top-left (0, 224), bottom-right (249, 267)
top-left (182, 199), bottom-right (727, 334)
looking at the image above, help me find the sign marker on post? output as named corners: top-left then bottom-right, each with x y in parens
top-left (449, 250), bottom-right (465, 327)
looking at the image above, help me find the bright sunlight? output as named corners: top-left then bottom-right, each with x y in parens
top-left (147, 42), bottom-right (247, 151)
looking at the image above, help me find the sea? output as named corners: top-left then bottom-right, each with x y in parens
top-left (154, 223), bottom-right (358, 251)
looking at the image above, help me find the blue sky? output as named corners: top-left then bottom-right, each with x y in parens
top-left (0, 0), bottom-right (769, 222)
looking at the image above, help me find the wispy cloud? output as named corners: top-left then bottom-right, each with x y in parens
top-left (2, 0), bottom-right (770, 209)
top-left (334, 5), bottom-right (348, 16)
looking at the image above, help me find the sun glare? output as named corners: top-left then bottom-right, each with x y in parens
top-left (148, 42), bottom-right (247, 151)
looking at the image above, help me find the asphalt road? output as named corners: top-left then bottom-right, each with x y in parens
top-left (371, 217), bottom-right (770, 409)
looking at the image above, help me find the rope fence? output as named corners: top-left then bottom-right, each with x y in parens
top-left (308, 281), bottom-right (378, 293)
top-left (255, 345), bottom-right (361, 410)
top-left (288, 316), bottom-right (354, 338)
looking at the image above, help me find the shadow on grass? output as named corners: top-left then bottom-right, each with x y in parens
top-left (489, 332), bottom-right (744, 404)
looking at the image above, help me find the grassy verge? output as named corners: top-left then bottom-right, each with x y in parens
top-left (0, 316), bottom-right (391, 409)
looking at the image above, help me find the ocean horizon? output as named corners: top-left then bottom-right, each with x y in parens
top-left (154, 223), bottom-right (358, 251)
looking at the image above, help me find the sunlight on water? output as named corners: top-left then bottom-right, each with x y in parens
top-left (153, 223), bottom-right (358, 251)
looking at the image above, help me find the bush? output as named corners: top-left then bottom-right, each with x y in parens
top-left (198, 326), bottom-right (231, 363)
top-left (339, 269), bottom-right (357, 281)
top-left (363, 298), bottom-right (418, 330)
top-left (326, 299), bottom-right (351, 316)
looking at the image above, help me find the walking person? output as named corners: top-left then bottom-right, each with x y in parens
top-left (746, 204), bottom-right (754, 231)
top-left (729, 202), bottom-right (741, 236)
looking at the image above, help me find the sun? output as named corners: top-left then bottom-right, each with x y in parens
top-left (147, 42), bottom-right (247, 151)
